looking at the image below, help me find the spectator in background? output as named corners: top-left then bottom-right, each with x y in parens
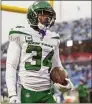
top-left (77, 78), bottom-right (88, 103)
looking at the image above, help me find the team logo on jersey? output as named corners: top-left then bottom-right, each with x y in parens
top-left (25, 36), bottom-right (33, 43)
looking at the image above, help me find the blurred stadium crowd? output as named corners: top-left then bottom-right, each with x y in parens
top-left (1, 18), bottom-right (92, 103)
top-left (50, 18), bottom-right (91, 40)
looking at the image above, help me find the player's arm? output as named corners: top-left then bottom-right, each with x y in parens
top-left (51, 44), bottom-right (65, 71)
top-left (51, 45), bottom-right (74, 93)
top-left (6, 33), bottom-right (21, 102)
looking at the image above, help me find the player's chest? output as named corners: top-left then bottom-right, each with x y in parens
top-left (22, 35), bottom-right (57, 53)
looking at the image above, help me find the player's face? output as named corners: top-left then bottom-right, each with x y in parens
top-left (38, 11), bottom-right (52, 26)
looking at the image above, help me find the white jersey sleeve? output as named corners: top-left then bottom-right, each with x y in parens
top-left (51, 34), bottom-right (64, 70)
top-left (52, 45), bottom-right (63, 69)
top-left (6, 29), bottom-right (21, 97)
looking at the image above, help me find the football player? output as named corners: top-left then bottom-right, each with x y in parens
top-left (6, 1), bottom-right (74, 103)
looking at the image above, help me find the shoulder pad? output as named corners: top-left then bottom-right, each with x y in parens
top-left (52, 32), bottom-right (60, 39)
top-left (9, 26), bottom-right (31, 36)
top-left (48, 30), bottom-right (60, 46)
top-left (47, 30), bottom-right (60, 39)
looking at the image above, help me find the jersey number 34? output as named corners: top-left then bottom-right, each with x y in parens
top-left (25, 44), bottom-right (54, 71)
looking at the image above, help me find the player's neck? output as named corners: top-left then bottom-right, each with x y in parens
top-left (31, 26), bottom-right (46, 38)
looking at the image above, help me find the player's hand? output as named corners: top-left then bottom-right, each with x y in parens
top-left (54, 78), bottom-right (74, 94)
top-left (9, 95), bottom-right (20, 103)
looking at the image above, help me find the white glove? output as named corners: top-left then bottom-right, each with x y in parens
top-left (54, 78), bottom-right (74, 94)
top-left (9, 95), bottom-right (20, 103)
